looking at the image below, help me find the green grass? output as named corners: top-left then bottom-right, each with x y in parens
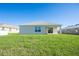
top-left (0, 34), bottom-right (79, 56)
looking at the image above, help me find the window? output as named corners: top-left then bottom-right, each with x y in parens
top-left (48, 28), bottom-right (53, 33)
top-left (35, 26), bottom-right (41, 32)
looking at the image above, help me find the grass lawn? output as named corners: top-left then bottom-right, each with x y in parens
top-left (0, 34), bottom-right (79, 56)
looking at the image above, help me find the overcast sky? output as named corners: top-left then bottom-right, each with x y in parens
top-left (0, 3), bottom-right (79, 27)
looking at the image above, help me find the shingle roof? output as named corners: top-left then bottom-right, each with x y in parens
top-left (25, 22), bottom-right (61, 26)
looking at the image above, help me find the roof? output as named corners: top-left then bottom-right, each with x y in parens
top-left (21, 22), bottom-right (61, 26)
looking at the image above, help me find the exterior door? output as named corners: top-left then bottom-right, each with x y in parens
top-left (48, 28), bottom-right (53, 33)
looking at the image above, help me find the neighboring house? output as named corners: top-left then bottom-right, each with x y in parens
top-left (0, 30), bottom-right (8, 35)
top-left (62, 24), bottom-right (79, 34)
top-left (0, 23), bottom-right (19, 35)
top-left (19, 22), bottom-right (62, 34)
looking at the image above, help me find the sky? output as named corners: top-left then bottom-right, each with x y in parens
top-left (0, 3), bottom-right (79, 27)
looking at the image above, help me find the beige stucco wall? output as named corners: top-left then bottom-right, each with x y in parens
top-left (46, 26), bottom-right (60, 34)
top-left (53, 26), bottom-right (61, 34)
top-left (53, 27), bottom-right (58, 34)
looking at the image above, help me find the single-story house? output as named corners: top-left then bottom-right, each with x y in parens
top-left (19, 22), bottom-right (62, 34)
top-left (0, 23), bottom-right (19, 35)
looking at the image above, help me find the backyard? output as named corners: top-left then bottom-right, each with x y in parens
top-left (0, 34), bottom-right (79, 56)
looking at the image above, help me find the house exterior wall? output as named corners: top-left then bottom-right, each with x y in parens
top-left (8, 28), bottom-right (19, 33)
top-left (47, 26), bottom-right (61, 34)
top-left (20, 25), bottom-right (61, 34)
top-left (53, 27), bottom-right (58, 34)
top-left (20, 25), bottom-right (46, 34)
